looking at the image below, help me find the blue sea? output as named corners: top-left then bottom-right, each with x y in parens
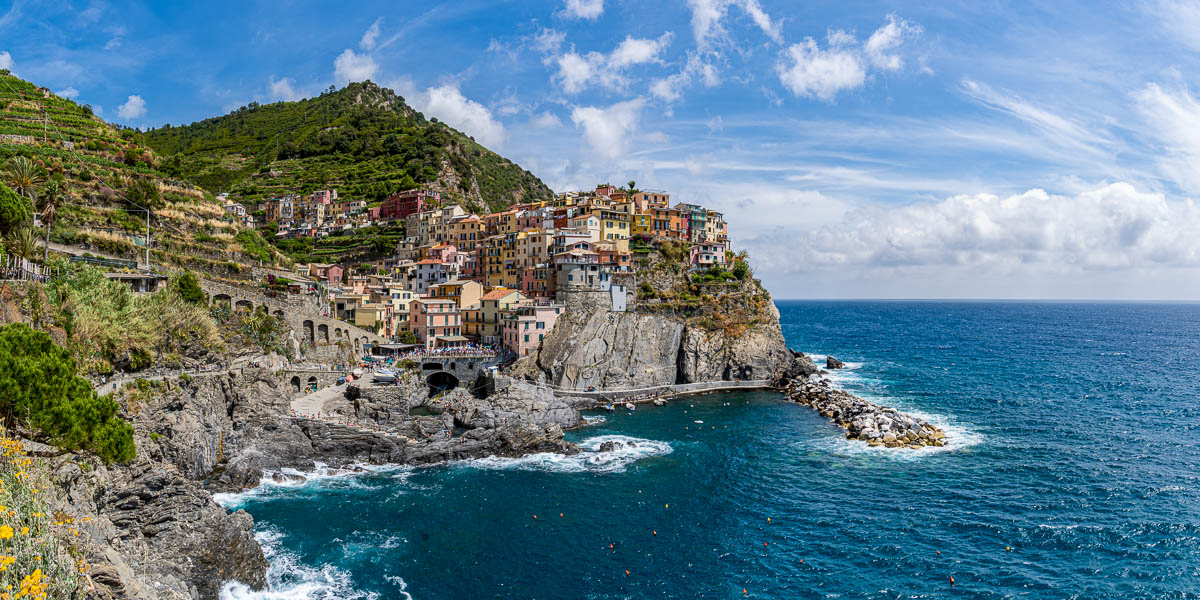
top-left (216, 301), bottom-right (1200, 599)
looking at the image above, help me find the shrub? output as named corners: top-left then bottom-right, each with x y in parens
top-left (169, 271), bottom-right (206, 304)
top-left (732, 259), bottom-right (750, 281)
top-left (0, 323), bottom-right (136, 463)
top-left (0, 182), bottom-right (31, 237)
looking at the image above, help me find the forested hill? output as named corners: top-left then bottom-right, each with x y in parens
top-left (141, 81), bottom-right (552, 214)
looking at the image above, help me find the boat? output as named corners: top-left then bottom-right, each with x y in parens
top-left (604, 403), bottom-right (615, 412)
top-left (372, 368), bottom-right (397, 384)
top-left (625, 402), bottom-right (636, 411)
top-left (653, 398), bottom-right (667, 406)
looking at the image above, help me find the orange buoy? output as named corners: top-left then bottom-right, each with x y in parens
top-left (609, 543), bottom-right (614, 549)
top-left (625, 570), bottom-right (630, 576)
top-left (767, 517), bottom-right (771, 523)
top-left (653, 530), bottom-right (657, 536)
top-left (799, 559), bottom-right (803, 564)
top-left (949, 575), bottom-right (955, 586)
top-left (743, 588), bottom-right (747, 595)
top-left (763, 542), bottom-right (768, 548)
top-left (936, 550), bottom-right (941, 556)
top-left (560, 513), bottom-right (564, 517)
top-left (1006, 546), bottom-right (1012, 552)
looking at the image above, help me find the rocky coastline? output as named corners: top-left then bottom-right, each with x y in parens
top-left (51, 301), bottom-right (948, 598)
top-left (779, 365), bottom-right (947, 448)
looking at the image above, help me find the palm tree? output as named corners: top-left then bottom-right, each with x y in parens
top-left (37, 179), bottom-right (64, 263)
top-left (2, 157), bottom-right (46, 203)
top-left (5, 227), bottom-right (40, 262)
top-left (627, 180), bottom-right (637, 193)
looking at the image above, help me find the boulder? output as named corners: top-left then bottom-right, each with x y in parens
top-left (826, 356), bottom-right (845, 369)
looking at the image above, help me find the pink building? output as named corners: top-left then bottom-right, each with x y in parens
top-left (409, 298), bottom-right (464, 349)
top-left (690, 242), bottom-right (727, 269)
top-left (427, 243), bottom-right (459, 265)
top-left (501, 304), bottom-right (564, 357)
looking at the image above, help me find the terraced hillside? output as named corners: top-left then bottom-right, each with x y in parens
top-left (0, 72), bottom-right (289, 277)
top-left (141, 81), bottom-right (552, 215)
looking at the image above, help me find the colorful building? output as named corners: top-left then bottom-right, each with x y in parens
top-left (409, 298), bottom-right (464, 349)
top-left (502, 304), bottom-right (564, 357)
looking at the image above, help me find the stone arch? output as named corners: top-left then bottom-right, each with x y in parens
top-left (302, 320), bottom-right (315, 344)
top-left (354, 337), bottom-right (362, 353)
top-left (318, 323), bottom-right (329, 343)
top-left (234, 299), bottom-right (253, 313)
top-left (213, 293), bottom-right (232, 307)
top-left (306, 376), bottom-right (318, 391)
top-left (289, 376), bottom-right (301, 393)
top-left (427, 371), bottom-right (459, 395)
top-left (273, 309), bottom-right (285, 320)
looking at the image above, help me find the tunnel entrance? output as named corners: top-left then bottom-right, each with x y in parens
top-left (427, 371), bottom-right (460, 396)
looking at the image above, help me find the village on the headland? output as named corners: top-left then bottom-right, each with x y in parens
top-left (217, 183), bottom-right (731, 361)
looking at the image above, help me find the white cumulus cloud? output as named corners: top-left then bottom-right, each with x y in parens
top-left (531, 111), bottom-right (563, 129)
top-left (55, 87), bottom-right (79, 99)
top-left (333, 49), bottom-right (378, 84)
top-left (776, 15), bottom-right (922, 102)
top-left (570, 98), bottom-right (645, 159)
top-left (360, 18), bottom-right (382, 51)
top-left (116, 95), bottom-right (146, 120)
top-left (777, 34), bottom-right (866, 102)
top-left (0, 51), bottom-right (11, 71)
top-left (417, 85), bottom-right (507, 148)
top-left (560, 0), bottom-right (604, 20)
top-left (687, 0), bottom-right (781, 48)
top-left (268, 77), bottom-right (303, 102)
top-left (551, 33), bottom-right (672, 94)
top-left (746, 183), bottom-right (1200, 275)
top-left (864, 14), bottom-right (922, 71)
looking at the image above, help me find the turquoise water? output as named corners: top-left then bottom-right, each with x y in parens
top-left (217, 301), bottom-right (1200, 599)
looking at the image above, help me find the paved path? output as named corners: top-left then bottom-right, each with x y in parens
top-left (290, 382), bottom-right (351, 418)
top-left (530, 379), bottom-right (774, 400)
top-left (94, 365), bottom-right (244, 396)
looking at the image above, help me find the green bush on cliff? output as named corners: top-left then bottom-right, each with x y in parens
top-left (0, 182), bottom-right (32, 236)
top-left (170, 270), bottom-right (206, 304)
top-left (0, 323), bottom-right (136, 463)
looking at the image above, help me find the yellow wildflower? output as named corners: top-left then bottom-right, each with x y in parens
top-left (18, 527), bottom-right (27, 536)
top-left (0, 526), bottom-right (11, 539)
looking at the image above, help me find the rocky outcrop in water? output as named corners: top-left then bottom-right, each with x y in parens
top-left (781, 376), bottom-right (946, 448)
top-left (826, 356), bottom-right (844, 369)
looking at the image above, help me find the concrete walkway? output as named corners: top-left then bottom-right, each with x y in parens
top-left (290, 382), bottom-right (351, 418)
top-left (531, 379), bottom-right (775, 401)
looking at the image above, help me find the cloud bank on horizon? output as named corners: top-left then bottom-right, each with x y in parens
top-left (4, 0), bottom-right (1200, 299)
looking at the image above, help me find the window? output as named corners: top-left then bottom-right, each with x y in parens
top-left (524, 334), bottom-right (530, 342)
top-left (539, 334), bottom-right (544, 341)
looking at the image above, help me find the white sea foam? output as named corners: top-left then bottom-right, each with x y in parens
top-left (462, 434), bottom-right (672, 474)
top-left (581, 415), bottom-right (607, 426)
top-left (219, 527), bottom-right (405, 600)
top-left (797, 352), bottom-right (984, 459)
top-left (212, 463), bottom-right (406, 509)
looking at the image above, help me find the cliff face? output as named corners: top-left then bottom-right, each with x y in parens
top-left (523, 310), bottom-right (685, 390)
top-left (518, 300), bottom-right (807, 390)
top-left (55, 370), bottom-right (583, 599)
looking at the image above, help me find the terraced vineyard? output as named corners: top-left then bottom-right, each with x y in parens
top-left (0, 72), bottom-right (290, 277)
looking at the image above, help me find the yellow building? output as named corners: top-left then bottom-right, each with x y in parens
top-left (598, 209), bottom-right (631, 253)
top-left (465, 288), bottom-right (528, 344)
top-left (431, 279), bottom-right (484, 309)
top-left (632, 213), bottom-right (652, 236)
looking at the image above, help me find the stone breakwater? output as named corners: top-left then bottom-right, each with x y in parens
top-left (781, 376), bottom-right (946, 448)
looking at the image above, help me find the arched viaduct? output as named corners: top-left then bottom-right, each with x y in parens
top-left (199, 280), bottom-right (388, 355)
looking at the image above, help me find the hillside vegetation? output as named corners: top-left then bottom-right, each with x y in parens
top-left (142, 81), bottom-right (552, 214)
top-left (0, 71), bottom-right (291, 277)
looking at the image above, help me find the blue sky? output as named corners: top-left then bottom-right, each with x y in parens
top-left (5, 0), bottom-right (1200, 299)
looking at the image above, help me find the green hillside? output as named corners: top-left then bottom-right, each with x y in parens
top-left (0, 71), bottom-right (291, 277)
top-left (141, 81), bottom-right (552, 214)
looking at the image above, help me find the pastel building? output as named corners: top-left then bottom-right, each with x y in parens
top-left (502, 304), bottom-right (564, 357)
top-left (409, 298), bottom-right (465, 349)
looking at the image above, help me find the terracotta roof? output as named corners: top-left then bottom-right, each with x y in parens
top-left (482, 288), bottom-right (522, 300)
